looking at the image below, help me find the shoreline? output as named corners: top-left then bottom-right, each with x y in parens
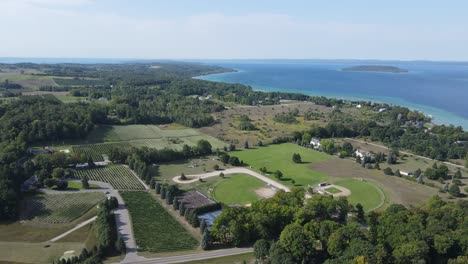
top-left (195, 71), bottom-right (468, 130)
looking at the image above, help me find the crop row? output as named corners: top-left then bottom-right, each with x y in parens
top-left (72, 142), bottom-right (132, 162)
top-left (21, 192), bottom-right (104, 224)
top-left (121, 191), bottom-right (198, 252)
top-left (74, 165), bottom-right (145, 190)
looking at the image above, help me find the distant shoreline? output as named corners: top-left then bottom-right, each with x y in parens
top-left (341, 65), bottom-right (409, 73)
top-left (195, 68), bottom-right (468, 130)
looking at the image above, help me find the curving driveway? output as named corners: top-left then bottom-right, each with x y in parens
top-left (173, 167), bottom-right (291, 192)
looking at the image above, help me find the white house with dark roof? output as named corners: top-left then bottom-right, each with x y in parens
top-left (310, 138), bottom-right (321, 149)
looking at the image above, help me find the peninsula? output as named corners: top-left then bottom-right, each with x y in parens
top-left (342, 65), bottom-right (409, 73)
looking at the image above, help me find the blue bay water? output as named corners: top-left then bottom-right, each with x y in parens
top-left (196, 60), bottom-right (468, 129)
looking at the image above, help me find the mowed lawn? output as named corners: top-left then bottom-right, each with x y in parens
top-left (121, 191), bottom-right (198, 253)
top-left (213, 174), bottom-right (266, 205)
top-left (334, 179), bottom-right (384, 212)
top-left (232, 143), bottom-right (332, 187)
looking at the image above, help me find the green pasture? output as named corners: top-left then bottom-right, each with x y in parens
top-left (212, 174), bottom-right (266, 205)
top-left (232, 143), bottom-right (332, 187)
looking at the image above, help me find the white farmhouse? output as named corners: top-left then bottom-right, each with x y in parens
top-left (310, 138), bottom-right (321, 149)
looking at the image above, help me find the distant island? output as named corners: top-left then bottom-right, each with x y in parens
top-left (342, 65), bottom-right (408, 73)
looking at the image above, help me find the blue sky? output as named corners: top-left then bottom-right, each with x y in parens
top-left (1, 0), bottom-right (467, 60)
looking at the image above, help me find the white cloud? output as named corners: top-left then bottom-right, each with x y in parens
top-left (0, 1), bottom-right (466, 60)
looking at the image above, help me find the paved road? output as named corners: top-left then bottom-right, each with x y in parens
top-left (128, 248), bottom-right (253, 264)
top-left (173, 167), bottom-right (290, 192)
top-left (346, 138), bottom-right (465, 169)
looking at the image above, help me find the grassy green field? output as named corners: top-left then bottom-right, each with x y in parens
top-left (0, 241), bottom-right (83, 264)
top-left (334, 179), bottom-right (384, 211)
top-left (0, 74), bottom-right (56, 89)
top-left (121, 191), bottom-right (198, 253)
top-left (54, 95), bottom-right (86, 103)
top-left (213, 174), bottom-right (266, 205)
top-left (232, 143), bottom-right (332, 187)
top-left (20, 193), bottom-right (104, 224)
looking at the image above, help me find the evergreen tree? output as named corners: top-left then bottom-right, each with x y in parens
top-left (355, 203), bottom-right (365, 222)
top-left (179, 203), bottom-right (185, 216)
top-left (160, 186), bottom-right (166, 199)
top-left (149, 178), bottom-right (156, 189)
top-left (166, 191), bottom-right (173, 205)
top-left (200, 219), bottom-right (207, 234)
top-left (155, 182), bottom-right (161, 194)
top-left (81, 175), bottom-right (90, 189)
top-left (201, 229), bottom-right (210, 250)
top-left (116, 237), bottom-right (126, 255)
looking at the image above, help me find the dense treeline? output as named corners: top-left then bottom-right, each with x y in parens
top-left (211, 191), bottom-right (468, 263)
top-left (0, 96), bottom-right (104, 220)
top-left (0, 95), bottom-right (103, 143)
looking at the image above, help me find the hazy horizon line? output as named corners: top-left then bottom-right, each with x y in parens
top-left (2, 56), bottom-right (468, 64)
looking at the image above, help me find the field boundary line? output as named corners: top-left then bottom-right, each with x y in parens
top-left (48, 216), bottom-right (97, 242)
top-left (125, 165), bottom-right (150, 190)
top-left (352, 177), bottom-right (387, 211)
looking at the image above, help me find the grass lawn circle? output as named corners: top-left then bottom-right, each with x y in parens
top-left (334, 178), bottom-right (384, 211)
top-left (212, 174), bottom-right (267, 205)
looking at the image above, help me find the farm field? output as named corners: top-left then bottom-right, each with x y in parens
top-left (121, 191), bottom-right (198, 253)
top-left (232, 143), bottom-right (332, 187)
top-left (73, 165), bottom-right (145, 190)
top-left (72, 142), bottom-right (132, 161)
top-left (20, 192), bottom-right (104, 224)
top-left (70, 125), bottom-right (227, 161)
top-left (212, 174), bottom-right (266, 205)
top-left (0, 73), bottom-right (57, 89)
top-left (334, 179), bottom-right (384, 211)
top-left (85, 125), bottom-right (226, 147)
